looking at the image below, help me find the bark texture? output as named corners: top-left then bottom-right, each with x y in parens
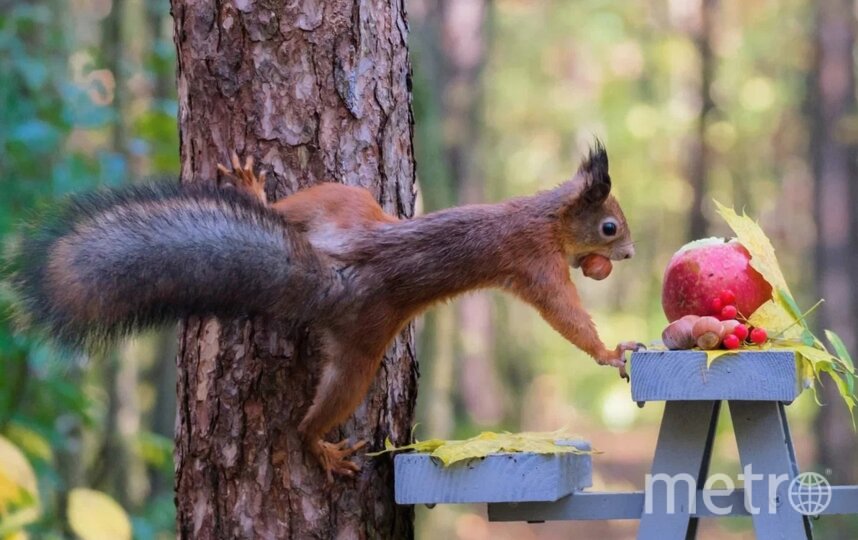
top-left (170, 1), bottom-right (418, 538)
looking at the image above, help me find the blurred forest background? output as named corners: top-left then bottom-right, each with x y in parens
top-left (1, 0), bottom-right (857, 538)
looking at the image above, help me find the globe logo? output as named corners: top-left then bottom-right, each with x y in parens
top-left (788, 472), bottom-right (831, 516)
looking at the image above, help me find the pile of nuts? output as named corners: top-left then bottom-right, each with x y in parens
top-left (662, 289), bottom-right (768, 351)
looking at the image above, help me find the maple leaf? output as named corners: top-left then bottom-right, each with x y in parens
top-left (714, 202), bottom-right (791, 297)
top-left (711, 201), bottom-right (855, 419)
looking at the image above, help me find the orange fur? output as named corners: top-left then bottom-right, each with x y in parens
top-left (220, 148), bottom-right (638, 480)
top-left (273, 183), bottom-right (398, 231)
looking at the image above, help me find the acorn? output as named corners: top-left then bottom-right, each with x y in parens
top-left (692, 316), bottom-right (725, 350)
top-left (581, 254), bottom-right (613, 280)
top-left (662, 315), bottom-right (699, 350)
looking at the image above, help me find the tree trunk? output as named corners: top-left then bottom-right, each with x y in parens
top-left (687, 0), bottom-right (716, 241)
top-left (93, 0), bottom-right (134, 507)
top-left (145, 1), bottom-right (178, 499)
top-left (170, 1), bottom-right (418, 538)
top-left (811, 0), bottom-right (858, 489)
top-left (438, 0), bottom-right (501, 426)
top-left (410, 0), bottom-right (499, 426)
top-left (146, 332), bottom-right (177, 497)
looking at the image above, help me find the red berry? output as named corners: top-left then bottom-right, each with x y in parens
top-left (710, 297), bottom-right (723, 314)
top-left (750, 327), bottom-right (768, 344)
top-left (733, 323), bottom-right (749, 341)
top-left (723, 334), bottom-right (740, 349)
top-left (719, 305), bottom-right (738, 320)
top-left (720, 289), bottom-right (736, 306)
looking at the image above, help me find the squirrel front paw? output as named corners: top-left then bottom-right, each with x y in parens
top-left (596, 341), bottom-right (645, 380)
top-left (217, 151), bottom-right (268, 204)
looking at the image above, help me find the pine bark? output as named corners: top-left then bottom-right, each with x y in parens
top-left (170, 1), bottom-right (418, 538)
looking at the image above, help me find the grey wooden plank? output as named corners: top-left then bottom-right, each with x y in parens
top-left (489, 490), bottom-right (755, 521)
top-left (490, 491), bottom-right (645, 521)
top-left (394, 441), bottom-right (592, 504)
top-left (687, 399), bottom-right (720, 539)
top-left (729, 401), bottom-right (812, 539)
top-left (631, 351), bottom-right (799, 402)
top-left (638, 400), bottom-right (719, 540)
top-left (489, 487), bottom-right (858, 521)
top-left (823, 486), bottom-right (858, 515)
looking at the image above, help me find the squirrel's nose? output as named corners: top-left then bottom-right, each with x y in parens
top-left (623, 253), bottom-right (632, 259)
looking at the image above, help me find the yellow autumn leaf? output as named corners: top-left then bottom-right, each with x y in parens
top-left (705, 349), bottom-right (739, 368)
top-left (792, 345), bottom-right (855, 414)
top-left (747, 300), bottom-right (804, 340)
top-left (798, 354), bottom-right (816, 391)
top-left (67, 489), bottom-right (131, 540)
top-left (366, 438), bottom-right (446, 457)
top-left (431, 431), bottom-right (592, 466)
top-left (0, 436), bottom-right (39, 514)
top-left (714, 201), bottom-right (791, 296)
top-left (370, 429), bottom-right (592, 466)
top-left (5, 424), bottom-right (52, 463)
top-left (0, 507), bottom-right (41, 538)
top-left (795, 345), bottom-right (838, 372)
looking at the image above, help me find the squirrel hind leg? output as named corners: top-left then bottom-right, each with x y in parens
top-left (216, 151), bottom-right (268, 204)
top-left (298, 345), bottom-right (383, 479)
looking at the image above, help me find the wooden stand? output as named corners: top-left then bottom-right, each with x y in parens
top-left (395, 351), bottom-right (858, 539)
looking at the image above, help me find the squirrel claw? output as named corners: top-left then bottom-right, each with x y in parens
top-left (615, 341), bottom-right (646, 381)
top-left (597, 341), bottom-right (645, 381)
top-left (217, 151), bottom-right (268, 204)
top-left (315, 439), bottom-right (367, 482)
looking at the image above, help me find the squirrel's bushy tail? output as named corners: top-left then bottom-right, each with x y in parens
top-left (8, 183), bottom-right (330, 350)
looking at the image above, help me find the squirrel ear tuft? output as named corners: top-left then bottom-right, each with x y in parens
top-left (577, 141), bottom-right (611, 205)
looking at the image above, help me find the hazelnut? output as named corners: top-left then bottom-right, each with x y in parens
top-left (581, 254), bottom-right (613, 280)
top-left (692, 316), bottom-right (725, 350)
top-left (680, 314), bottom-right (701, 325)
top-left (662, 318), bottom-right (696, 350)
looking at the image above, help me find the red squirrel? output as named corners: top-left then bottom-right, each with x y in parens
top-left (9, 143), bottom-right (638, 479)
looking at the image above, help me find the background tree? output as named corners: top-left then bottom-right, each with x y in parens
top-left (687, 0), bottom-right (717, 240)
top-left (410, 0), bottom-right (500, 437)
top-left (811, 2), bottom-right (858, 531)
top-left (169, 0), bottom-right (418, 537)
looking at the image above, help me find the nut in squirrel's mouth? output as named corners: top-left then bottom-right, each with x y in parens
top-left (570, 251), bottom-right (627, 269)
top-left (570, 254), bottom-right (589, 268)
top-left (570, 253), bottom-right (607, 268)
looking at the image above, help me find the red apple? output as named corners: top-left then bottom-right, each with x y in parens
top-left (662, 238), bottom-right (772, 322)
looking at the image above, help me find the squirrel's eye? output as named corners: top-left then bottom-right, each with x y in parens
top-left (601, 220), bottom-right (618, 237)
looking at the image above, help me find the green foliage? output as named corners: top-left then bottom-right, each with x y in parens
top-left (1, 0), bottom-right (178, 536)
